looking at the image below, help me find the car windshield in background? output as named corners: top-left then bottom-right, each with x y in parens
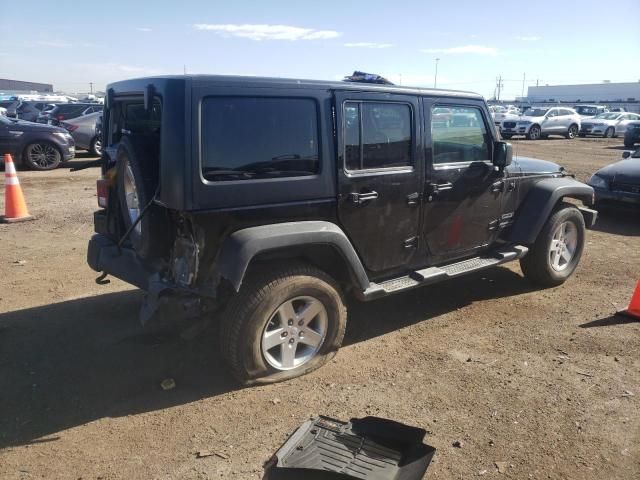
top-left (575, 106), bottom-right (598, 115)
top-left (595, 113), bottom-right (620, 120)
top-left (527, 109), bottom-right (548, 117)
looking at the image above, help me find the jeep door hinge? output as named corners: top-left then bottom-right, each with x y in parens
top-left (488, 219), bottom-right (500, 231)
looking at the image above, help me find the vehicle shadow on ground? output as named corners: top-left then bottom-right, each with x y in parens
top-left (591, 209), bottom-right (640, 236)
top-left (0, 267), bottom-right (535, 449)
top-left (579, 314), bottom-right (638, 328)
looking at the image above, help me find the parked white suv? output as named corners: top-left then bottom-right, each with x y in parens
top-left (501, 107), bottom-right (581, 140)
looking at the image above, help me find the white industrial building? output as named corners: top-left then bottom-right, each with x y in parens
top-left (525, 81), bottom-right (640, 106)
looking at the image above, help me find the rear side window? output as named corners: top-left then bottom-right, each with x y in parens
top-left (431, 106), bottom-right (490, 164)
top-left (201, 97), bottom-right (319, 181)
top-left (344, 102), bottom-right (412, 171)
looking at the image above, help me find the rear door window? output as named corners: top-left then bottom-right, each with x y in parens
top-left (201, 97), bottom-right (319, 181)
top-left (343, 102), bottom-right (412, 171)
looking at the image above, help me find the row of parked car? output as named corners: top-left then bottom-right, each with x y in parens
top-left (488, 104), bottom-right (640, 145)
top-left (0, 98), bottom-right (103, 169)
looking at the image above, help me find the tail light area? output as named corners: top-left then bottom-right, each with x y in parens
top-left (96, 178), bottom-right (110, 208)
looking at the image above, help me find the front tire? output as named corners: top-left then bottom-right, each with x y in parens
top-left (520, 203), bottom-right (586, 287)
top-left (527, 125), bottom-right (541, 140)
top-left (220, 263), bottom-right (347, 385)
top-left (604, 127), bottom-right (614, 138)
top-left (22, 142), bottom-right (61, 170)
top-left (565, 124), bottom-right (579, 139)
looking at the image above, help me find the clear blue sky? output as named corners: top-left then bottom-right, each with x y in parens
top-left (1, 0), bottom-right (639, 99)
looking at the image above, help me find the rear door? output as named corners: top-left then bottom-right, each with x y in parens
top-left (421, 100), bottom-right (504, 261)
top-left (335, 91), bottom-right (423, 273)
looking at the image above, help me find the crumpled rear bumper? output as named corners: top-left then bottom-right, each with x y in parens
top-left (87, 234), bottom-right (154, 290)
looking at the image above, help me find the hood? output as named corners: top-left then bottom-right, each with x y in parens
top-left (6, 118), bottom-right (66, 133)
top-left (593, 158), bottom-right (640, 183)
top-left (516, 115), bottom-right (543, 123)
top-left (508, 156), bottom-right (564, 176)
top-left (581, 118), bottom-right (615, 126)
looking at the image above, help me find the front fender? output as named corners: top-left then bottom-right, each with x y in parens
top-left (215, 221), bottom-right (370, 292)
top-left (508, 177), bottom-right (595, 245)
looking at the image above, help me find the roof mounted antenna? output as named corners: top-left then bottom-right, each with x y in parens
top-left (343, 71), bottom-right (394, 85)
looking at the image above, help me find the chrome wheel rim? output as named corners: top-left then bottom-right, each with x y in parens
top-left (549, 221), bottom-right (578, 272)
top-left (94, 139), bottom-right (102, 155)
top-left (123, 160), bottom-right (141, 235)
top-left (28, 143), bottom-right (59, 168)
top-left (261, 296), bottom-right (328, 371)
top-left (568, 126), bottom-right (577, 138)
top-left (530, 127), bottom-right (540, 140)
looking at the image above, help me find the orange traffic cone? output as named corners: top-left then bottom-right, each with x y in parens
top-left (1, 153), bottom-right (34, 223)
top-left (617, 281), bottom-right (640, 320)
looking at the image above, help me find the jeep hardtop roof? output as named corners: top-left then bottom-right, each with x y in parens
top-left (106, 74), bottom-right (484, 100)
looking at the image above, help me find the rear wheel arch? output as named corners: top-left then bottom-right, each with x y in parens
top-left (214, 221), bottom-right (371, 294)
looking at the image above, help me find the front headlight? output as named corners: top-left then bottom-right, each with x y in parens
top-left (588, 174), bottom-right (607, 189)
top-left (53, 131), bottom-right (72, 141)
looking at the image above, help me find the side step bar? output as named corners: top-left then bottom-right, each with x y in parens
top-left (361, 245), bottom-right (528, 300)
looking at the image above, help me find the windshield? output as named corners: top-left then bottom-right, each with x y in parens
top-left (594, 113), bottom-right (620, 120)
top-left (526, 108), bottom-right (548, 117)
top-left (575, 106), bottom-right (599, 115)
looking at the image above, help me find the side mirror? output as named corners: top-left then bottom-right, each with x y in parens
top-left (622, 151), bottom-right (631, 159)
top-left (494, 141), bottom-right (512, 169)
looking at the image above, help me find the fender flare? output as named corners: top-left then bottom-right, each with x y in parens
top-left (508, 176), bottom-right (594, 245)
top-left (215, 221), bottom-right (370, 292)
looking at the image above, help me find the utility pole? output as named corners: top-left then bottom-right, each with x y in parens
top-left (89, 82), bottom-right (93, 94)
top-left (434, 58), bottom-right (440, 88)
top-left (496, 75), bottom-right (504, 101)
top-left (521, 73), bottom-right (526, 98)
top-left (183, 64), bottom-right (187, 75)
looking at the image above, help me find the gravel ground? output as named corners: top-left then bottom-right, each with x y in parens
top-left (0, 140), bottom-right (638, 479)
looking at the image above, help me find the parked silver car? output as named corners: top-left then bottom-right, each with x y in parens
top-left (61, 111), bottom-right (102, 155)
top-left (501, 106), bottom-right (581, 140)
top-left (579, 112), bottom-right (640, 138)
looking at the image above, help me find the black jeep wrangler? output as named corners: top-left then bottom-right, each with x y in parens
top-left (88, 75), bottom-right (597, 384)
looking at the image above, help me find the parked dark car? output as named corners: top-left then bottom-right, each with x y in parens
top-left (588, 149), bottom-right (640, 208)
top-left (38, 103), bottom-right (103, 126)
top-left (0, 114), bottom-right (75, 169)
top-left (88, 75), bottom-right (596, 385)
top-left (14, 101), bottom-right (54, 122)
top-left (624, 121), bottom-right (640, 148)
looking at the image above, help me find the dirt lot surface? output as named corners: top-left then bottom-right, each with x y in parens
top-left (1, 140), bottom-right (639, 479)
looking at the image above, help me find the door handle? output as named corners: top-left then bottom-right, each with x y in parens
top-left (349, 190), bottom-right (378, 204)
top-left (429, 182), bottom-right (453, 194)
top-left (491, 181), bottom-right (504, 192)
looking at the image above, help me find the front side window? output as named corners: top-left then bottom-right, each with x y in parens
top-left (201, 97), bottom-right (319, 181)
top-left (344, 102), bottom-right (412, 171)
top-left (432, 106), bottom-right (490, 164)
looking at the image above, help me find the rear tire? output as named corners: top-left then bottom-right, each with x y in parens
top-left (220, 263), bottom-right (347, 385)
top-left (22, 142), bottom-right (61, 170)
top-left (116, 136), bottom-right (169, 259)
top-left (520, 203), bottom-right (585, 287)
top-left (89, 136), bottom-right (102, 156)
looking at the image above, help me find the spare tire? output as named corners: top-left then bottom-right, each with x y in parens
top-left (116, 136), bottom-right (169, 259)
